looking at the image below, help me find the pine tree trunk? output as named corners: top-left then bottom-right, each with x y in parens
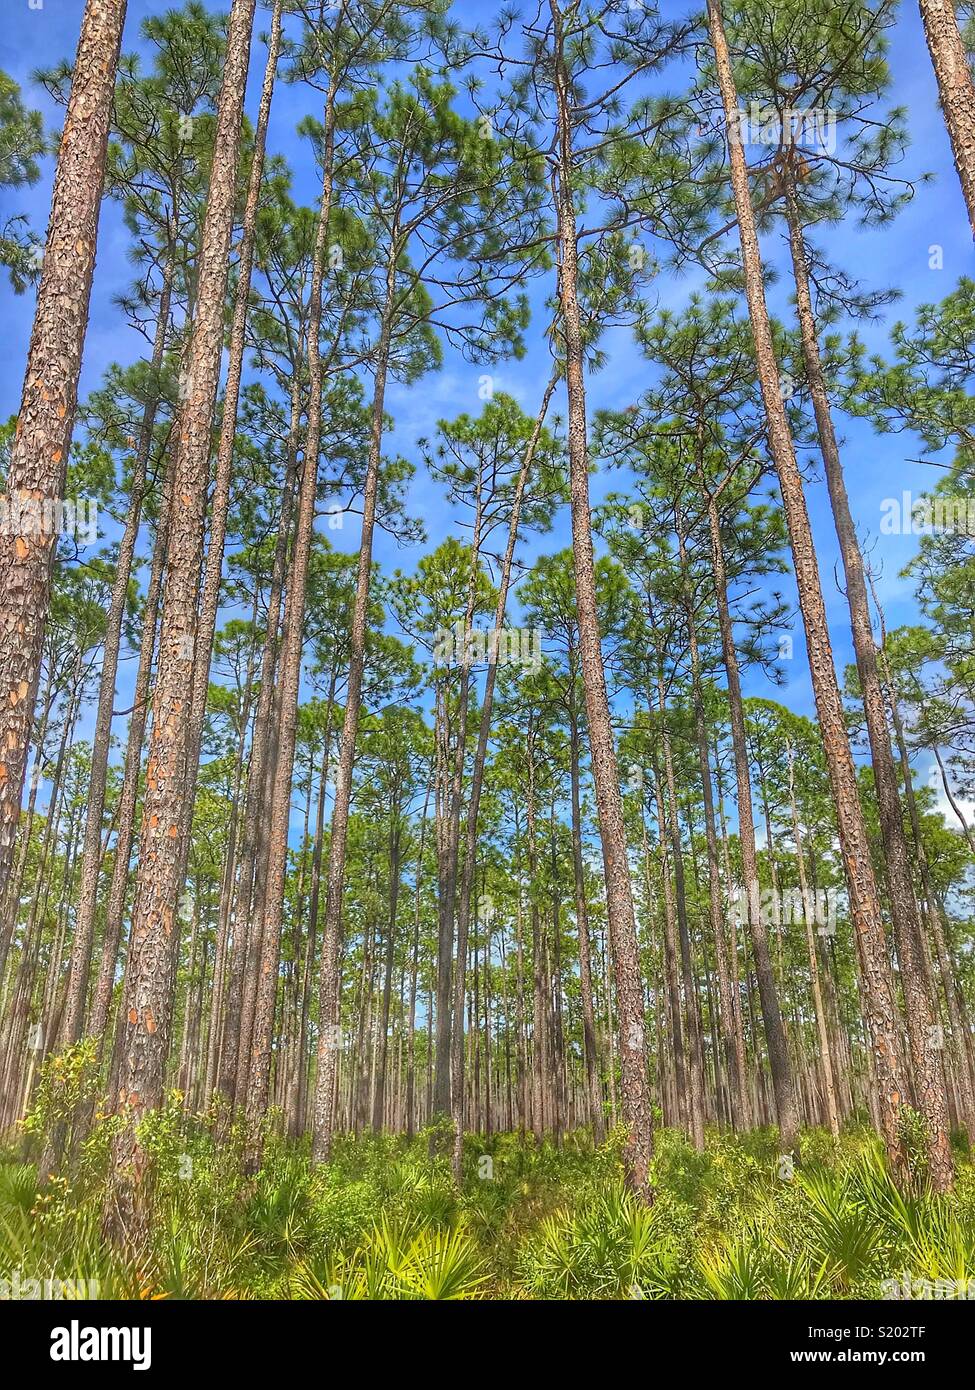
top-left (643, 800), bottom-right (687, 1129)
top-left (294, 677), bottom-right (337, 1132)
top-left (405, 791), bottom-right (428, 1140)
top-left (203, 614), bottom-right (257, 1102)
top-left (60, 254), bottom-right (174, 1049)
top-left (707, 0), bottom-right (907, 1175)
top-left (373, 821), bottom-right (401, 1132)
top-left (1, 664), bottom-right (81, 1123)
top-left (569, 709), bottom-right (606, 1142)
top-left (445, 481), bottom-right (489, 1165)
top-left (918, 0), bottom-right (975, 234)
top-left (0, 0), bottom-right (128, 891)
top-left (786, 739), bottom-right (841, 1136)
top-left (871, 584), bottom-right (975, 1141)
top-left (714, 751), bottom-right (751, 1126)
top-left (656, 671), bottom-right (706, 1149)
top-left (785, 182), bottom-right (953, 1188)
top-left (551, 0), bottom-right (653, 1199)
top-left (0, 673), bottom-right (53, 987)
top-left (220, 378), bottom-right (301, 1103)
top-left (702, 480), bottom-right (798, 1151)
top-left (90, 441), bottom-right (174, 1049)
top-left (245, 84), bottom-right (338, 1135)
top-left (311, 242), bottom-right (398, 1164)
top-left (106, 0), bottom-right (257, 1245)
top-left (526, 737), bottom-right (547, 1142)
top-left (182, 0), bottom-right (283, 843)
top-left (682, 572), bottom-right (747, 1127)
top-left (449, 375), bottom-right (558, 1174)
top-left (674, 502), bottom-right (744, 1123)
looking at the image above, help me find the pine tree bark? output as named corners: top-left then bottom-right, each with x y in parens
top-left (551, 0), bottom-right (653, 1199)
top-left (245, 82), bottom-right (338, 1134)
top-left (0, 0), bottom-right (129, 892)
top-left (106, 0), bottom-right (257, 1245)
top-left (918, 0), bottom-right (975, 234)
top-left (707, 0), bottom-right (908, 1175)
top-left (311, 242), bottom-right (398, 1164)
top-left (702, 480), bottom-right (798, 1151)
top-left (60, 254), bottom-right (174, 1049)
top-left (785, 180), bottom-right (953, 1188)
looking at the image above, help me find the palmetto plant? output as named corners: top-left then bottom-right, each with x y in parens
top-left (293, 1215), bottom-right (487, 1300)
top-left (517, 1184), bottom-right (694, 1299)
top-left (0, 1160), bottom-right (35, 1220)
top-left (0, 1171), bottom-right (146, 1299)
top-left (698, 1228), bottom-right (829, 1301)
top-left (697, 1230), bottom-right (767, 1300)
top-left (245, 1158), bottom-right (318, 1264)
top-left (2, 1130), bottom-right (973, 1300)
top-left (151, 1210), bottom-right (259, 1300)
top-left (795, 1165), bottom-right (885, 1291)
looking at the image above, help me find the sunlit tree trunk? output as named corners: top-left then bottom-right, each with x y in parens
top-left (311, 239), bottom-right (398, 1164)
top-left (60, 250), bottom-right (175, 1049)
top-left (702, 480), bottom-right (797, 1152)
top-left (0, 0), bottom-right (128, 891)
top-left (107, 0), bottom-right (257, 1244)
top-left (918, 0), bottom-right (975, 234)
top-left (707, 0), bottom-right (907, 1175)
top-left (551, 0), bottom-right (652, 1199)
top-left (245, 80), bottom-right (338, 1136)
top-left (785, 179), bottom-right (953, 1188)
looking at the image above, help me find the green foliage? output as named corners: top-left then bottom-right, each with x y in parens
top-left (5, 1116), bottom-right (972, 1299)
top-left (21, 1040), bottom-right (101, 1157)
top-left (0, 68), bottom-right (45, 290)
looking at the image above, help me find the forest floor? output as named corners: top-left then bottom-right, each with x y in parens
top-left (2, 1096), bottom-right (974, 1299)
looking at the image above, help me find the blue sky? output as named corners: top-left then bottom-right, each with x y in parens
top-left (0, 0), bottom-right (971, 828)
